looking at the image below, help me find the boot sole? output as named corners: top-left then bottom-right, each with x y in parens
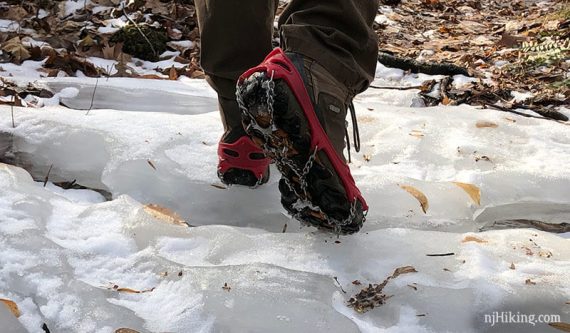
top-left (238, 72), bottom-right (365, 234)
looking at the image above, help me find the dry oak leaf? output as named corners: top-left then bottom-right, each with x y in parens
top-left (144, 204), bottom-right (187, 226)
top-left (549, 322), bottom-right (570, 333)
top-left (1, 37), bottom-right (31, 64)
top-left (115, 329), bottom-right (140, 333)
top-left (0, 298), bottom-right (21, 317)
top-left (399, 185), bottom-right (429, 213)
top-left (462, 236), bottom-right (487, 244)
top-left (475, 121), bottom-right (498, 128)
top-left (453, 182), bottom-right (481, 205)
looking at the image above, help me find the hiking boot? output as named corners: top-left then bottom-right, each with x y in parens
top-left (236, 48), bottom-right (368, 234)
top-left (217, 130), bottom-right (271, 187)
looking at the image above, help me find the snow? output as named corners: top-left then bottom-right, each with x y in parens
top-left (0, 19), bottom-right (19, 32)
top-left (0, 62), bottom-right (569, 332)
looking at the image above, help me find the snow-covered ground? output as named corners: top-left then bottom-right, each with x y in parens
top-left (1, 64), bottom-right (569, 333)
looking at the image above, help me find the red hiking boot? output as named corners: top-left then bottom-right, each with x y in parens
top-left (217, 135), bottom-right (270, 187)
top-left (236, 48), bottom-right (368, 234)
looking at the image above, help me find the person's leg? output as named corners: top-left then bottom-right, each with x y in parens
top-left (195, 0), bottom-right (278, 186)
top-left (195, 0), bottom-right (279, 142)
top-left (278, 0), bottom-right (379, 95)
top-left (236, 0), bottom-right (379, 233)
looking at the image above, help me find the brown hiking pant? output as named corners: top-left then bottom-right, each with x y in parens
top-left (195, 0), bottom-right (379, 140)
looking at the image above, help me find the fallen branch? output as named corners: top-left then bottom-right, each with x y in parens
top-left (378, 52), bottom-right (470, 76)
top-left (426, 253), bottom-right (455, 257)
top-left (481, 103), bottom-right (570, 125)
top-left (369, 85), bottom-right (422, 90)
top-left (480, 219), bottom-right (570, 233)
top-left (43, 164), bottom-right (53, 187)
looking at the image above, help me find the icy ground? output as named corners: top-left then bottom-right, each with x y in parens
top-left (1, 65), bottom-right (570, 333)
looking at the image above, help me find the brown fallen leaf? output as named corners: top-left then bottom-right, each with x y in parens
top-left (115, 287), bottom-right (155, 294)
top-left (399, 185), bottom-right (429, 214)
top-left (393, 266), bottom-right (418, 277)
top-left (525, 278), bottom-right (536, 285)
top-left (453, 182), bottom-right (481, 205)
top-left (222, 283), bottom-right (231, 292)
top-left (352, 280), bottom-right (362, 285)
top-left (0, 298), bottom-right (21, 317)
top-left (1, 37), bottom-right (31, 64)
top-left (510, 263), bottom-right (516, 270)
top-left (462, 236), bottom-right (487, 244)
top-left (409, 130), bottom-right (425, 138)
top-left (549, 322), bottom-right (570, 333)
top-left (347, 265), bottom-right (417, 313)
top-left (168, 66), bottom-right (178, 80)
top-left (143, 204), bottom-right (187, 226)
top-left (115, 329), bottom-right (141, 333)
top-left (476, 121), bottom-right (498, 128)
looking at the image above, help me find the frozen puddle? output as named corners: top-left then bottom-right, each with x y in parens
top-left (1, 77), bottom-right (570, 332)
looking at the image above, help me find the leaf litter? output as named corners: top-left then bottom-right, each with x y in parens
top-left (347, 266), bottom-right (417, 313)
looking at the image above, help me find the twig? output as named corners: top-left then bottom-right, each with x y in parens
top-left (426, 253), bottom-right (455, 257)
top-left (122, 8), bottom-right (157, 59)
top-left (369, 85), bottom-right (422, 90)
top-left (43, 164), bottom-right (53, 187)
top-left (85, 77), bottom-right (98, 115)
top-left (282, 223), bottom-right (287, 233)
top-left (378, 52), bottom-right (470, 76)
top-left (333, 277), bottom-right (346, 294)
top-left (11, 104), bottom-right (15, 128)
top-left (480, 103), bottom-right (563, 123)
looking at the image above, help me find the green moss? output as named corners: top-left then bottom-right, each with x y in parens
top-left (111, 24), bottom-right (168, 62)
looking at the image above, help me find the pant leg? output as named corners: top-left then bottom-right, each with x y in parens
top-left (195, 0), bottom-right (278, 141)
top-left (278, 0), bottom-right (379, 95)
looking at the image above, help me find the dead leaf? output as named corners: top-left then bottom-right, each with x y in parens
top-left (222, 283), bottom-right (231, 292)
top-left (143, 204), bottom-right (186, 226)
top-left (1, 37), bottom-right (31, 64)
top-left (453, 182), bottom-right (481, 205)
top-left (522, 246), bottom-right (534, 256)
top-left (496, 33), bottom-right (527, 48)
top-left (409, 130), bottom-right (425, 138)
top-left (510, 263), bottom-right (516, 270)
top-left (549, 323), bottom-right (570, 332)
top-left (115, 329), bottom-right (141, 333)
top-left (462, 236), bottom-right (487, 244)
top-left (392, 266), bottom-right (418, 277)
top-left (347, 266), bottom-right (417, 313)
top-left (168, 66), bottom-right (178, 80)
top-left (399, 185), bottom-right (429, 213)
top-left (115, 287), bottom-right (155, 294)
top-left (525, 278), bottom-right (536, 285)
top-left (476, 121), bottom-right (498, 128)
top-left (0, 298), bottom-right (21, 317)
top-left (352, 280), bottom-right (362, 285)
